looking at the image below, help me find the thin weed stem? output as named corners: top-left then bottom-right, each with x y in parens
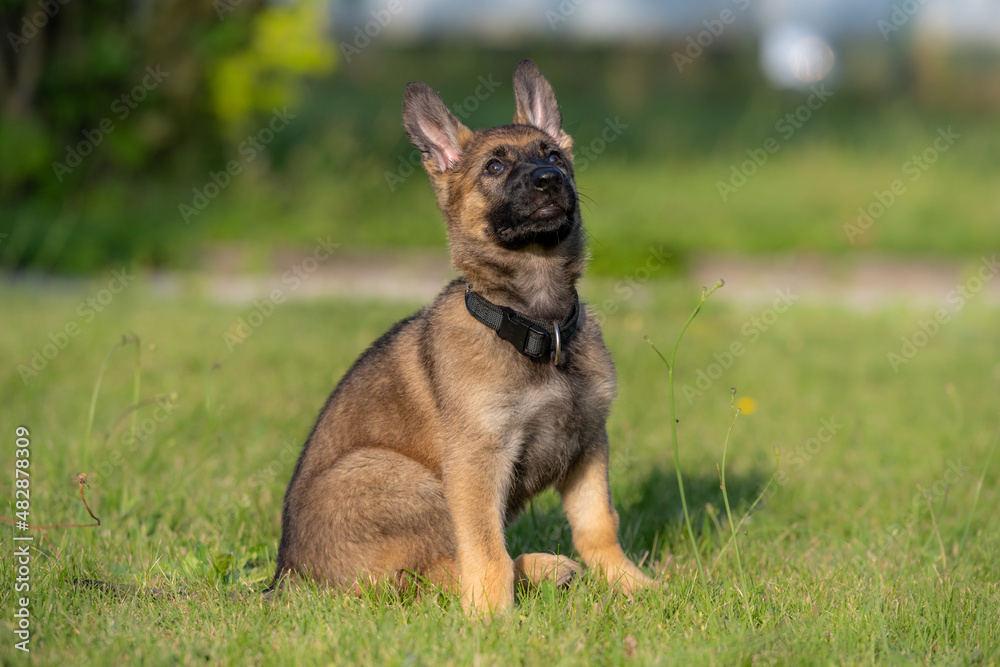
top-left (0, 474), bottom-right (100, 531)
top-left (959, 419), bottom-right (999, 553)
top-left (84, 335), bottom-right (134, 468)
top-left (104, 392), bottom-right (177, 441)
top-left (944, 383), bottom-right (963, 435)
top-left (712, 450), bottom-right (778, 570)
top-left (204, 362), bottom-right (222, 429)
top-left (646, 279), bottom-right (723, 580)
top-left (130, 335), bottom-right (142, 443)
top-left (720, 388), bottom-right (751, 622)
top-left (918, 484), bottom-right (948, 572)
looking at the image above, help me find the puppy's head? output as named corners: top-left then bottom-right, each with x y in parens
top-left (403, 60), bottom-right (581, 273)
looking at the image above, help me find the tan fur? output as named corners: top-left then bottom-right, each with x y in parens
top-left (270, 60), bottom-right (656, 615)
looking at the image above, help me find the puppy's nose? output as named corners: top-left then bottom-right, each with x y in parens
top-left (531, 166), bottom-right (563, 193)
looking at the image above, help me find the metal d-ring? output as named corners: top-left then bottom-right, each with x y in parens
top-left (550, 320), bottom-right (561, 365)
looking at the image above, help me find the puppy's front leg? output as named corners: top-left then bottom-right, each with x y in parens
top-left (443, 439), bottom-right (516, 616)
top-left (558, 434), bottom-right (655, 594)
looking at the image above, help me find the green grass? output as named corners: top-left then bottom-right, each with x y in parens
top-left (1, 274), bottom-right (999, 664)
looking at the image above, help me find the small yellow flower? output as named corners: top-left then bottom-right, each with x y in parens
top-left (736, 396), bottom-right (758, 415)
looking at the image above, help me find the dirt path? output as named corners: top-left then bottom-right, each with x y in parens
top-left (689, 254), bottom-right (1000, 310)
top-left (196, 250), bottom-right (456, 304)
top-left (191, 251), bottom-right (1000, 311)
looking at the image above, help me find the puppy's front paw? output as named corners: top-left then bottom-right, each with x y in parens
top-left (514, 553), bottom-right (582, 589)
top-left (460, 561), bottom-right (515, 618)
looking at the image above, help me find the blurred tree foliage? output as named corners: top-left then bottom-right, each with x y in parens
top-left (212, 0), bottom-right (335, 127)
top-left (0, 0), bottom-right (335, 271)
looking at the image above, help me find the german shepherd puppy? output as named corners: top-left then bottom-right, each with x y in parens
top-left (271, 60), bottom-right (655, 615)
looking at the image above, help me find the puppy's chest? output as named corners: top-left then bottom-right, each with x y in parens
top-left (488, 372), bottom-right (605, 520)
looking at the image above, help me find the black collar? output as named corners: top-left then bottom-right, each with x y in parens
top-left (464, 285), bottom-right (584, 365)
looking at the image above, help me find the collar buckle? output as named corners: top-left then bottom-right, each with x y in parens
top-left (496, 306), bottom-right (548, 357)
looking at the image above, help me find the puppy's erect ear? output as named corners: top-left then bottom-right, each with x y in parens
top-left (512, 59), bottom-right (573, 153)
top-left (403, 82), bottom-right (472, 175)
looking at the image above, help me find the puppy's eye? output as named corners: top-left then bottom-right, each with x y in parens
top-left (547, 152), bottom-right (563, 167)
top-left (484, 159), bottom-right (505, 176)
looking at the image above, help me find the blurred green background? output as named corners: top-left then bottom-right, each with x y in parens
top-left (1, 0), bottom-right (999, 274)
top-left (2, 5), bottom-right (999, 662)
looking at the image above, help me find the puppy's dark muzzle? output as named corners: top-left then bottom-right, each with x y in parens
top-left (489, 162), bottom-right (576, 249)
